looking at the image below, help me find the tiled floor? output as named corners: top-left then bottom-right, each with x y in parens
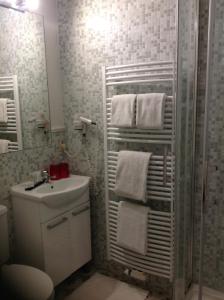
top-left (63, 273), bottom-right (148, 300)
top-left (56, 274), bottom-right (224, 300)
top-left (56, 272), bottom-right (164, 300)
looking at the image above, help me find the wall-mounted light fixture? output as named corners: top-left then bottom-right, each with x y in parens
top-left (0, 0), bottom-right (39, 12)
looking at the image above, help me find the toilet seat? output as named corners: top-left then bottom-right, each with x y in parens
top-left (1, 264), bottom-right (54, 300)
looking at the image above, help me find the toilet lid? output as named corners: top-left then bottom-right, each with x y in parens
top-left (1, 264), bottom-right (54, 300)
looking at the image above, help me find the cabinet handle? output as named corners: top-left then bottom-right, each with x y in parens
top-left (47, 217), bottom-right (68, 230)
top-left (72, 205), bottom-right (90, 217)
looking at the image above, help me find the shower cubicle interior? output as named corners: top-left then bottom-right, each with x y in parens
top-left (176, 0), bottom-right (224, 299)
top-left (199, 0), bottom-right (224, 298)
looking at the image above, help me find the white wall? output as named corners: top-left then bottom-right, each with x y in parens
top-left (35, 0), bottom-right (65, 132)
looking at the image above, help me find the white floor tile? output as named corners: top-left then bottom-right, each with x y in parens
top-left (64, 273), bottom-right (148, 300)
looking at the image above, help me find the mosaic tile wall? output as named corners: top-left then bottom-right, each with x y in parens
top-left (57, 0), bottom-right (224, 293)
top-left (0, 0), bottom-right (221, 294)
top-left (58, 0), bottom-right (176, 296)
top-left (193, 0), bottom-right (224, 291)
top-left (0, 7), bottom-right (50, 149)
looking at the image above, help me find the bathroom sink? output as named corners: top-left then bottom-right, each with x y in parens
top-left (11, 175), bottom-right (90, 208)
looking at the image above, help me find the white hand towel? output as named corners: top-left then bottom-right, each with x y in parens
top-left (0, 98), bottom-right (8, 123)
top-left (0, 140), bottom-right (9, 154)
top-left (117, 201), bottom-right (149, 255)
top-left (111, 94), bottom-right (136, 128)
top-left (114, 151), bottom-right (152, 203)
top-left (136, 93), bottom-right (166, 129)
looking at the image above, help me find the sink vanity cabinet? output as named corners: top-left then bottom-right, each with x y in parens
top-left (42, 211), bottom-right (72, 285)
top-left (42, 201), bottom-right (91, 285)
top-left (11, 175), bottom-right (92, 286)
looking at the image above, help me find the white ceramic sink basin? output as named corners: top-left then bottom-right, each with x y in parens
top-left (11, 175), bottom-right (90, 208)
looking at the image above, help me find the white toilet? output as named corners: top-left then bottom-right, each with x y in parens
top-left (0, 205), bottom-right (55, 300)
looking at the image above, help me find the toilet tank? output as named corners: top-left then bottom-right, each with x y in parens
top-left (0, 205), bottom-right (9, 265)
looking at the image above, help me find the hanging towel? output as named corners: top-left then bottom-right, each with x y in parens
top-left (0, 99), bottom-right (8, 123)
top-left (114, 151), bottom-right (152, 203)
top-left (136, 93), bottom-right (166, 129)
top-left (0, 140), bottom-right (9, 154)
top-left (117, 201), bottom-right (149, 255)
top-left (111, 94), bottom-right (136, 128)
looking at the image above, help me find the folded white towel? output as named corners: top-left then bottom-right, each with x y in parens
top-left (117, 201), bottom-right (149, 255)
top-left (111, 94), bottom-right (136, 128)
top-left (136, 93), bottom-right (166, 129)
top-left (114, 151), bottom-right (152, 203)
top-left (0, 99), bottom-right (8, 123)
top-left (0, 140), bottom-right (9, 154)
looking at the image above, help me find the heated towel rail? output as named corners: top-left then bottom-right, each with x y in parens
top-left (102, 61), bottom-right (176, 281)
top-left (0, 76), bottom-right (22, 151)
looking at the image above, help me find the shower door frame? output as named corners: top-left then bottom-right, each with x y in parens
top-left (174, 0), bottom-right (199, 299)
top-left (198, 0), bottom-right (217, 299)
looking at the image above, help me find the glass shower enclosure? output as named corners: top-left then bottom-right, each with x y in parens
top-left (199, 0), bottom-right (224, 299)
top-left (174, 0), bottom-right (199, 299)
top-left (175, 0), bottom-right (224, 299)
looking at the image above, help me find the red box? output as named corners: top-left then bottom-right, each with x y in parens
top-left (49, 164), bottom-right (60, 180)
top-left (59, 162), bottom-right (70, 179)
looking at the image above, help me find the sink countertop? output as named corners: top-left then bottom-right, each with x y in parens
top-left (11, 175), bottom-right (90, 208)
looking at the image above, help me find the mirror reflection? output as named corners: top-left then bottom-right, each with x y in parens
top-left (0, 6), bottom-right (51, 154)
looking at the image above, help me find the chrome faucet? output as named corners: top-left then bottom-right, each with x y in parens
top-left (25, 170), bottom-right (51, 191)
top-left (41, 170), bottom-right (51, 183)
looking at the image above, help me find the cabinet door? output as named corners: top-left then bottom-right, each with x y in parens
top-left (70, 203), bottom-right (92, 271)
top-left (42, 212), bottom-right (71, 286)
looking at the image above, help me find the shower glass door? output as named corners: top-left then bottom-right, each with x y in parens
top-left (200, 0), bottom-right (224, 298)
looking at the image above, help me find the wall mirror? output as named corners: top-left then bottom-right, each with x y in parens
top-left (0, 5), bottom-right (51, 155)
